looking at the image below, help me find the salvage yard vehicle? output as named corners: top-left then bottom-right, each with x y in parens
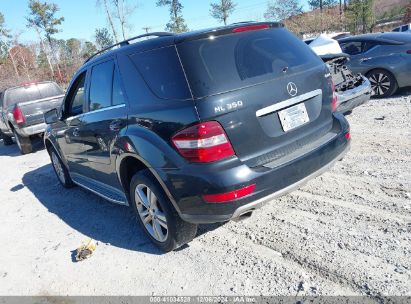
top-left (0, 81), bottom-right (64, 154)
top-left (44, 22), bottom-right (351, 252)
top-left (338, 33), bottom-right (411, 97)
top-left (306, 35), bottom-right (372, 114)
top-left (392, 24), bottom-right (411, 33)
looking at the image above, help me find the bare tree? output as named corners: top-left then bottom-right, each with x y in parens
top-left (210, 0), bottom-right (237, 25)
top-left (26, 0), bottom-right (64, 79)
top-left (112, 0), bottom-right (136, 40)
top-left (97, 0), bottom-right (119, 43)
top-left (0, 13), bottom-right (19, 77)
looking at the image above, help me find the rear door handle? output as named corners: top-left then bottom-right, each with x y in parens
top-left (109, 120), bottom-right (123, 132)
top-left (72, 128), bottom-right (80, 137)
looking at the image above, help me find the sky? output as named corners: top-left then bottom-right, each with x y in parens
top-left (0, 0), bottom-right (306, 43)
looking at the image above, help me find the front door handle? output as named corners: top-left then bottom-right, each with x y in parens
top-left (72, 128), bottom-right (80, 137)
top-left (109, 120), bottom-right (123, 132)
top-left (360, 57), bottom-right (371, 63)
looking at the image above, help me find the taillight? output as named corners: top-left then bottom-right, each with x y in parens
top-left (203, 184), bottom-right (256, 203)
top-left (406, 50), bottom-right (411, 54)
top-left (13, 106), bottom-right (25, 124)
top-left (232, 24), bottom-right (270, 33)
top-left (345, 132), bottom-right (351, 140)
top-left (171, 121), bottom-right (235, 163)
top-left (331, 82), bottom-right (337, 112)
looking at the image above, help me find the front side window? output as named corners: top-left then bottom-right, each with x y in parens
top-left (67, 73), bottom-right (86, 117)
top-left (89, 60), bottom-right (115, 111)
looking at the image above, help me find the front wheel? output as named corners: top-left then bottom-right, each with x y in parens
top-left (13, 130), bottom-right (32, 154)
top-left (50, 149), bottom-right (74, 188)
top-left (130, 170), bottom-right (198, 252)
top-left (367, 69), bottom-right (398, 98)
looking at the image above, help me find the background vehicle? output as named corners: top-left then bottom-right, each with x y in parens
top-left (338, 33), bottom-right (411, 97)
top-left (44, 23), bottom-right (350, 252)
top-left (392, 24), bottom-right (411, 33)
top-left (0, 81), bottom-right (64, 154)
top-left (306, 35), bottom-right (371, 113)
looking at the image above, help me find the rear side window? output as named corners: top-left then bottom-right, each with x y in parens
top-left (177, 28), bottom-right (323, 98)
top-left (4, 85), bottom-right (42, 106)
top-left (129, 46), bottom-right (191, 100)
top-left (37, 82), bottom-right (63, 98)
top-left (363, 42), bottom-right (377, 52)
top-left (89, 60), bottom-right (115, 111)
top-left (403, 25), bottom-right (409, 31)
top-left (3, 82), bottom-right (62, 107)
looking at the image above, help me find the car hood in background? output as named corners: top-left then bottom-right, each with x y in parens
top-left (309, 35), bottom-right (343, 56)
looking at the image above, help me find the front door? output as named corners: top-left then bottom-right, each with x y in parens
top-left (56, 71), bottom-right (94, 179)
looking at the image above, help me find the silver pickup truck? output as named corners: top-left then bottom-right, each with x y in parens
top-left (0, 81), bottom-right (64, 154)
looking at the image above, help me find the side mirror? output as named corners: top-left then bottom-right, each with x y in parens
top-left (44, 108), bottom-right (59, 124)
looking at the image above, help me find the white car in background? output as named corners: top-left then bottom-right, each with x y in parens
top-left (392, 24), bottom-right (411, 33)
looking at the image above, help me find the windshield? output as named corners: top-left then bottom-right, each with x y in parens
top-left (177, 27), bottom-right (323, 99)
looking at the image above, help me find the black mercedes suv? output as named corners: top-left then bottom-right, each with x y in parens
top-left (44, 22), bottom-right (351, 251)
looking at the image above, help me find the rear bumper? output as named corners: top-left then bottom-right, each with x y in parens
top-left (16, 122), bottom-right (47, 137)
top-left (335, 76), bottom-right (371, 114)
top-left (160, 113), bottom-right (350, 224)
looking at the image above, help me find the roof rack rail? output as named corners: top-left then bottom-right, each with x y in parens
top-left (85, 32), bottom-right (174, 63)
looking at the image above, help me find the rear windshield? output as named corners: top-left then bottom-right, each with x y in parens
top-left (4, 82), bottom-right (63, 107)
top-left (177, 28), bottom-right (323, 98)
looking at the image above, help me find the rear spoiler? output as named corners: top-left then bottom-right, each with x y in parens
top-left (174, 22), bottom-right (284, 43)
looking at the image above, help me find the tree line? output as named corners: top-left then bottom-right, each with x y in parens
top-left (1, 0), bottom-right (410, 90)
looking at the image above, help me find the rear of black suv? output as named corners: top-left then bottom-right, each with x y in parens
top-left (45, 22), bottom-right (350, 251)
top-left (139, 24), bottom-right (351, 223)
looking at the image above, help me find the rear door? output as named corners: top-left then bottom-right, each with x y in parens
top-left (177, 27), bottom-right (333, 166)
top-left (80, 57), bottom-right (128, 189)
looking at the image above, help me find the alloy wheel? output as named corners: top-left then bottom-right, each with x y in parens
top-left (369, 73), bottom-right (391, 96)
top-left (135, 184), bottom-right (168, 242)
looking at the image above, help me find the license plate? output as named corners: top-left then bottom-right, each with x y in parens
top-left (278, 103), bottom-right (309, 132)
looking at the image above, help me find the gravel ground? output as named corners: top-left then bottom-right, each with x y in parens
top-left (0, 92), bottom-right (410, 297)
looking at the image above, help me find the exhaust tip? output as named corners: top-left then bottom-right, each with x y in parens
top-left (232, 210), bottom-right (254, 222)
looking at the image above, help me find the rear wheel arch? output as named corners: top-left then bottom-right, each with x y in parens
top-left (117, 154), bottom-right (181, 213)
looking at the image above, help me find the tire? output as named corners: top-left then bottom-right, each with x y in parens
top-left (366, 69), bottom-right (398, 98)
top-left (0, 131), bottom-right (14, 146)
top-left (130, 169), bottom-right (198, 252)
top-left (13, 129), bottom-right (32, 154)
top-left (50, 148), bottom-right (75, 188)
